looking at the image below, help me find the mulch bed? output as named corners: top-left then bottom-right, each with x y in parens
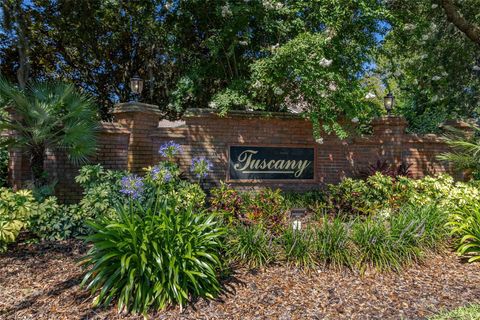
top-left (1, 240), bottom-right (479, 320)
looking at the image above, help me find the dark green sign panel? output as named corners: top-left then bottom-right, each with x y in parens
top-left (228, 146), bottom-right (315, 180)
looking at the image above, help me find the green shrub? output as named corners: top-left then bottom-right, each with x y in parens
top-left (243, 188), bottom-right (287, 233)
top-left (226, 224), bottom-right (275, 269)
top-left (282, 190), bottom-right (324, 210)
top-left (413, 205), bottom-right (449, 250)
top-left (30, 198), bottom-right (91, 241)
top-left (210, 182), bottom-right (244, 225)
top-left (325, 173), bottom-right (398, 217)
top-left (325, 173), bottom-right (480, 221)
top-left (315, 217), bottom-right (353, 269)
top-left (172, 180), bottom-right (206, 208)
top-left (387, 207), bottom-right (425, 264)
top-left (75, 164), bottom-right (127, 219)
top-left (143, 163), bottom-right (206, 209)
top-left (80, 197), bottom-right (224, 314)
top-left (279, 228), bottom-right (317, 270)
top-left (210, 186), bottom-right (287, 232)
top-left (449, 202), bottom-right (480, 262)
top-left (0, 189), bottom-right (35, 252)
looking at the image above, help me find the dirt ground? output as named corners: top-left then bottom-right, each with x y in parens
top-left (1, 239), bottom-right (479, 320)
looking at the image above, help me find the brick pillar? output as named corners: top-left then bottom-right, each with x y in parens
top-left (371, 116), bottom-right (408, 165)
top-left (112, 102), bottom-right (162, 173)
top-left (441, 119), bottom-right (476, 139)
top-left (371, 116), bottom-right (407, 136)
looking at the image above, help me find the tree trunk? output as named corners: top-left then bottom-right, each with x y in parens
top-left (441, 0), bottom-right (480, 46)
top-left (30, 147), bottom-right (45, 186)
top-left (2, 0), bottom-right (31, 88)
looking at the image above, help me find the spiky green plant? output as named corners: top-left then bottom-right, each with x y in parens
top-left (315, 216), bottom-right (354, 269)
top-left (279, 227), bottom-right (317, 270)
top-left (226, 224), bottom-right (275, 269)
top-left (80, 198), bottom-right (225, 314)
top-left (0, 76), bottom-right (98, 185)
top-left (352, 217), bottom-right (401, 272)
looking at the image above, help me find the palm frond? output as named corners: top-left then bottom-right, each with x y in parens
top-left (438, 123), bottom-right (480, 174)
top-left (0, 75), bottom-right (99, 172)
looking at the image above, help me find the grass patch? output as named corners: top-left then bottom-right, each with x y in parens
top-left (429, 304), bottom-right (480, 320)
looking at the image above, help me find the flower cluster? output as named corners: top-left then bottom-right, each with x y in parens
top-left (190, 156), bottom-right (213, 179)
top-left (159, 141), bottom-right (182, 159)
top-left (120, 174), bottom-right (144, 199)
top-left (151, 165), bottom-right (173, 183)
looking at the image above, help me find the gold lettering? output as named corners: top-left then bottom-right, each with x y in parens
top-left (274, 160), bottom-right (285, 169)
top-left (294, 160), bottom-right (312, 177)
top-left (233, 150), bottom-right (258, 171)
top-left (232, 148), bottom-right (312, 178)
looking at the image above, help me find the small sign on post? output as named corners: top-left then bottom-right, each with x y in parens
top-left (290, 207), bottom-right (307, 219)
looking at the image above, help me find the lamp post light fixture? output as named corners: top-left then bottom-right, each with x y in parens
top-left (383, 92), bottom-right (394, 116)
top-left (130, 75), bottom-right (144, 101)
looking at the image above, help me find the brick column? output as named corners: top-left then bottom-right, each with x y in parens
top-left (371, 116), bottom-right (408, 165)
top-left (112, 102), bottom-right (162, 173)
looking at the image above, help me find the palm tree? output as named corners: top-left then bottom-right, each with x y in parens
top-left (0, 76), bottom-right (98, 186)
top-left (438, 124), bottom-right (480, 180)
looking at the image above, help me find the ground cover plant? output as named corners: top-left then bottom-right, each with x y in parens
top-left (0, 188), bottom-right (35, 252)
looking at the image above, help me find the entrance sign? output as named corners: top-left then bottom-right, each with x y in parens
top-left (228, 145), bottom-right (315, 181)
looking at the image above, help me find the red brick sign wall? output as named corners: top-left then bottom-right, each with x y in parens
top-left (8, 102), bottom-right (464, 202)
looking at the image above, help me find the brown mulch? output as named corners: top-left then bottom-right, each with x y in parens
top-left (0, 240), bottom-right (479, 320)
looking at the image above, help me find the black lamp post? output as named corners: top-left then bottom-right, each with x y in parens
top-left (383, 92), bottom-right (394, 116)
top-left (130, 75), bottom-right (144, 101)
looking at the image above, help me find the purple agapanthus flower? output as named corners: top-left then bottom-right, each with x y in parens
top-left (151, 165), bottom-right (161, 180)
top-left (120, 174), bottom-right (144, 199)
top-left (164, 171), bottom-right (173, 182)
top-left (151, 165), bottom-right (173, 183)
top-left (190, 156), bottom-right (213, 179)
top-left (159, 141), bottom-right (182, 159)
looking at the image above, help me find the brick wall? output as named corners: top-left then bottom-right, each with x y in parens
top-left (8, 102), bottom-right (468, 202)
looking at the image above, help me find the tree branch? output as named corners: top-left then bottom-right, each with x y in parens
top-left (441, 0), bottom-right (480, 46)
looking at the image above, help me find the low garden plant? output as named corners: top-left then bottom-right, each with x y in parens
top-left (79, 141), bottom-right (222, 313)
top-left (226, 224), bottom-right (275, 269)
top-left (449, 202), bottom-right (480, 262)
top-left (80, 197), bottom-right (224, 314)
top-left (210, 174), bottom-right (464, 271)
top-left (210, 184), bottom-right (288, 233)
top-left (314, 216), bottom-right (353, 270)
top-left (30, 198), bottom-right (87, 241)
top-left (0, 188), bottom-right (35, 252)
top-left (279, 227), bottom-right (317, 270)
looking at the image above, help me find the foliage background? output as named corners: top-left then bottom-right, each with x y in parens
top-left (0, 0), bottom-right (478, 133)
